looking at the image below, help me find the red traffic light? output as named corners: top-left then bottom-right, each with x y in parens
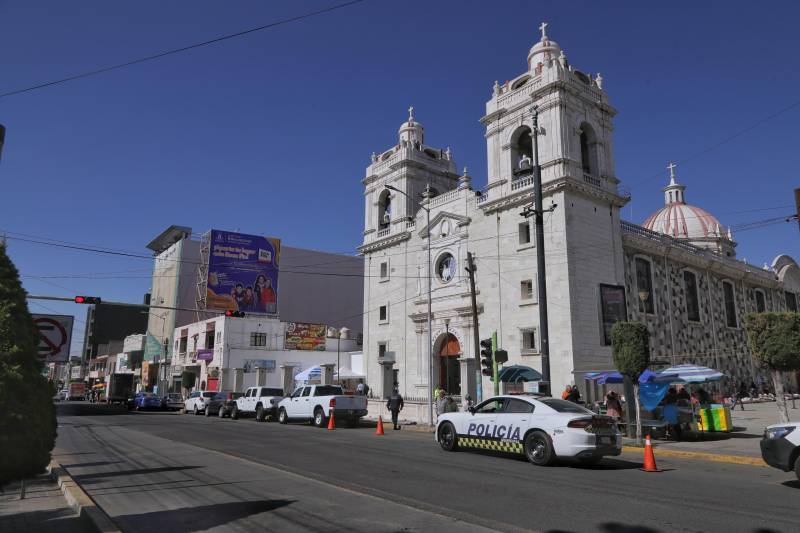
top-left (224, 310), bottom-right (245, 318)
top-left (74, 296), bottom-right (101, 304)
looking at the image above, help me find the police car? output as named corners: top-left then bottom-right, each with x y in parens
top-left (436, 394), bottom-right (622, 466)
top-left (760, 421), bottom-right (800, 479)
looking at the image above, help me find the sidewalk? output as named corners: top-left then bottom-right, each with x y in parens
top-left (0, 473), bottom-right (92, 533)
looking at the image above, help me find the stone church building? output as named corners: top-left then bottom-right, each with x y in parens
top-left (358, 25), bottom-right (800, 422)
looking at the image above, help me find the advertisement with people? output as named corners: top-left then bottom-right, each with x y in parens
top-left (284, 322), bottom-right (327, 351)
top-left (242, 359), bottom-right (277, 373)
top-left (205, 230), bottom-right (281, 315)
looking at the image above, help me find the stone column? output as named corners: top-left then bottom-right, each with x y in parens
top-left (379, 360), bottom-right (395, 399)
top-left (459, 357), bottom-right (476, 401)
top-left (218, 368), bottom-right (230, 391)
top-left (256, 367), bottom-right (267, 387)
top-left (320, 363), bottom-right (336, 385)
top-left (233, 368), bottom-right (244, 392)
top-left (280, 364), bottom-right (298, 395)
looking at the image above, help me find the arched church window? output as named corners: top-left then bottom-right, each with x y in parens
top-left (579, 122), bottom-right (599, 176)
top-left (511, 126), bottom-right (533, 179)
top-left (378, 190), bottom-right (391, 230)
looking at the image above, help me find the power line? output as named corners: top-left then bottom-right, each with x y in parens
top-left (0, 0), bottom-right (366, 100)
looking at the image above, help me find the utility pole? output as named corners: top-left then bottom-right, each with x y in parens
top-left (520, 104), bottom-right (556, 396)
top-left (794, 188), bottom-right (800, 231)
top-left (465, 252), bottom-right (482, 402)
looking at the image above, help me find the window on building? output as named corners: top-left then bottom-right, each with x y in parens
top-left (178, 336), bottom-right (188, 354)
top-left (521, 328), bottom-right (537, 352)
top-left (683, 270), bottom-right (700, 322)
top-left (378, 342), bottom-right (387, 360)
top-left (250, 332), bottom-right (267, 347)
top-left (723, 281), bottom-right (737, 328)
top-left (518, 222), bottom-right (531, 245)
top-left (205, 329), bottom-right (215, 349)
top-left (786, 291), bottom-right (798, 312)
top-left (379, 304), bottom-right (388, 322)
top-left (520, 280), bottom-right (534, 301)
top-left (379, 261), bottom-right (389, 280)
top-left (579, 122), bottom-right (599, 176)
top-left (635, 257), bottom-right (655, 314)
top-left (755, 290), bottom-right (766, 313)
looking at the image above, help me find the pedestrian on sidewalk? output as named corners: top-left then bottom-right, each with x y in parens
top-left (386, 387), bottom-right (404, 430)
top-left (662, 391), bottom-right (682, 441)
top-left (562, 384), bottom-right (572, 400)
top-left (566, 385), bottom-right (581, 403)
top-left (731, 381), bottom-right (747, 411)
top-left (605, 391), bottom-right (623, 420)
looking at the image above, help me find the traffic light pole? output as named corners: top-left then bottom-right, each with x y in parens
top-left (492, 331), bottom-right (499, 396)
top-left (466, 252), bottom-right (482, 402)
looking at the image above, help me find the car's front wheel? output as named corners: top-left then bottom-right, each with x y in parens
top-left (524, 430), bottom-right (554, 466)
top-left (218, 406), bottom-right (226, 418)
top-left (438, 422), bottom-right (458, 451)
top-left (205, 406), bottom-right (212, 417)
top-left (278, 408), bottom-right (289, 424)
top-left (255, 405), bottom-right (265, 422)
top-left (230, 405), bottom-right (238, 420)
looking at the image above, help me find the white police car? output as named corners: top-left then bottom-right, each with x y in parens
top-left (760, 421), bottom-right (800, 479)
top-left (436, 395), bottom-right (622, 466)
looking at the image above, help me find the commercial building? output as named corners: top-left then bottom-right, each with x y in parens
top-left (172, 316), bottom-right (361, 393)
top-left (358, 25), bottom-right (800, 422)
top-left (80, 299), bottom-right (148, 379)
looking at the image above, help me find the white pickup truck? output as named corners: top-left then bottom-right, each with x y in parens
top-left (232, 386), bottom-right (285, 422)
top-left (277, 385), bottom-right (368, 428)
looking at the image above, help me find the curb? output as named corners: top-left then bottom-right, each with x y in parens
top-left (48, 459), bottom-right (122, 533)
top-left (620, 446), bottom-right (767, 467)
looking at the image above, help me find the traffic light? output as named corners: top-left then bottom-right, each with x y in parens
top-left (74, 296), bottom-right (101, 304)
top-left (225, 310), bottom-right (245, 318)
top-left (494, 349), bottom-right (508, 365)
top-left (480, 338), bottom-right (493, 376)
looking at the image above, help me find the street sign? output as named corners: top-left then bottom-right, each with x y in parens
top-left (31, 314), bottom-right (74, 363)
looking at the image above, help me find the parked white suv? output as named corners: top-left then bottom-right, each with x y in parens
top-left (277, 385), bottom-right (368, 428)
top-left (184, 391), bottom-right (216, 415)
top-left (232, 386), bottom-right (285, 422)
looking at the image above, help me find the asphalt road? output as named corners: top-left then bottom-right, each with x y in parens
top-left (55, 402), bottom-right (799, 533)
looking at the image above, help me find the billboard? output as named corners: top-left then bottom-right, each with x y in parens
top-left (32, 314), bottom-right (74, 363)
top-left (205, 230), bottom-right (281, 315)
top-left (284, 322), bottom-right (327, 351)
top-left (243, 359), bottom-right (277, 373)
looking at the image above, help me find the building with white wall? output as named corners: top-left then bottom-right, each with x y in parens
top-left (358, 24), bottom-right (800, 423)
top-left (172, 316), bottom-right (360, 393)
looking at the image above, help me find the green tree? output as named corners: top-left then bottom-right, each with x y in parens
top-left (744, 312), bottom-right (800, 423)
top-left (611, 321), bottom-right (650, 445)
top-left (0, 243), bottom-right (57, 489)
top-left (181, 370), bottom-right (196, 393)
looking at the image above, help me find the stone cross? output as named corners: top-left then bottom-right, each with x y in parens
top-left (667, 162), bottom-right (677, 180)
top-left (539, 21), bottom-right (548, 39)
top-left (408, 105), bottom-right (414, 121)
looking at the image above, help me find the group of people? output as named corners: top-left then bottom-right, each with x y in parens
top-left (230, 275), bottom-right (277, 314)
top-left (561, 384), bottom-right (582, 403)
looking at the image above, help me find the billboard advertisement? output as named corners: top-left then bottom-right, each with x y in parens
top-left (31, 314), bottom-right (74, 363)
top-left (205, 230), bottom-right (281, 315)
top-left (243, 359), bottom-right (277, 373)
top-left (284, 322), bottom-right (327, 351)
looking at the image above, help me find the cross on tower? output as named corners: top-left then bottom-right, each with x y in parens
top-left (667, 162), bottom-right (677, 180)
top-left (539, 21), bottom-right (548, 39)
top-left (408, 105), bottom-right (414, 121)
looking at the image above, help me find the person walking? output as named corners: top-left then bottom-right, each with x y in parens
top-left (386, 387), bottom-right (404, 430)
top-left (605, 391), bottom-right (623, 420)
top-left (435, 389), bottom-right (448, 422)
top-left (461, 394), bottom-right (473, 412)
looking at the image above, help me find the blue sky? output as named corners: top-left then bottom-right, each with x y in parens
top-left (2, 0), bottom-right (798, 356)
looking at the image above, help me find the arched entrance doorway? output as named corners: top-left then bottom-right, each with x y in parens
top-left (438, 333), bottom-right (461, 394)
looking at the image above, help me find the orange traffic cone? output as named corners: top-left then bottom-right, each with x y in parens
top-left (641, 434), bottom-right (661, 472)
top-left (327, 411), bottom-right (335, 430)
top-left (375, 416), bottom-right (385, 436)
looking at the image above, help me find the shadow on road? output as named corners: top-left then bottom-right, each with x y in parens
top-left (568, 458), bottom-right (643, 470)
top-left (781, 479), bottom-right (800, 490)
top-left (113, 499), bottom-right (295, 533)
top-left (0, 507), bottom-right (88, 533)
top-left (60, 461), bottom-right (122, 469)
top-left (72, 465), bottom-right (203, 483)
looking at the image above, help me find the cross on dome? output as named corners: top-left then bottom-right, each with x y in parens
top-left (408, 105), bottom-right (414, 122)
top-left (667, 162), bottom-right (677, 184)
top-left (539, 21), bottom-right (548, 40)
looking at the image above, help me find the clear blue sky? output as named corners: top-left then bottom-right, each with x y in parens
top-left (2, 0), bottom-right (798, 356)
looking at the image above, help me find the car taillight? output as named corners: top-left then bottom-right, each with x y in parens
top-left (329, 398), bottom-right (336, 408)
top-left (568, 419), bottom-right (592, 429)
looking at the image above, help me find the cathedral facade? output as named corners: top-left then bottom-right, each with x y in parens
top-left (358, 25), bottom-right (800, 422)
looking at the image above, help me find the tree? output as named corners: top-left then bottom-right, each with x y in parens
top-left (0, 243), bottom-right (57, 490)
top-left (181, 370), bottom-right (196, 394)
top-left (744, 312), bottom-right (800, 424)
top-left (611, 321), bottom-right (650, 445)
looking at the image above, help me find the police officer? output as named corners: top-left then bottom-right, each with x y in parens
top-left (386, 386), bottom-right (404, 430)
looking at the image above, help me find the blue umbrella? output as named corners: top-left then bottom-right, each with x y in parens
top-left (586, 370), bottom-right (669, 385)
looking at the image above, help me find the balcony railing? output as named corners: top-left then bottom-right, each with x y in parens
top-left (511, 175), bottom-right (534, 191)
top-left (582, 173), bottom-right (602, 188)
top-left (377, 227), bottom-right (391, 238)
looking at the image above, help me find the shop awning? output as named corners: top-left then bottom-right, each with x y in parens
top-left (334, 366), bottom-right (364, 380)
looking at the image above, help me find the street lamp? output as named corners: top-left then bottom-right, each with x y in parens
top-left (385, 183), bottom-right (434, 426)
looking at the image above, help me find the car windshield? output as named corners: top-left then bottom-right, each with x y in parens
top-left (202, 392), bottom-right (216, 398)
top-left (314, 386), bottom-right (343, 396)
top-left (539, 399), bottom-right (593, 414)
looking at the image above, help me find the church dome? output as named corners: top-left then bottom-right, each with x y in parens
top-left (398, 106), bottom-right (424, 145)
top-left (527, 22), bottom-right (561, 70)
top-left (642, 164), bottom-right (731, 243)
